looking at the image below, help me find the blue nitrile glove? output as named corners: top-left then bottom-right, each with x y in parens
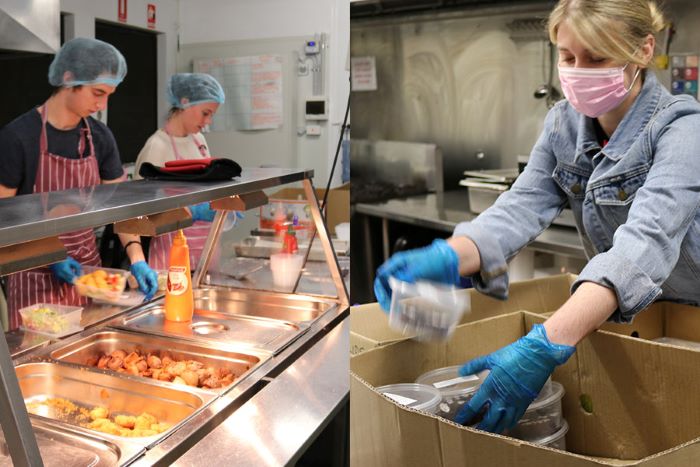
top-left (454, 324), bottom-right (575, 433)
top-left (189, 202), bottom-right (216, 222)
top-left (223, 211), bottom-right (245, 231)
top-left (51, 257), bottom-right (83, 284)
top-left (130, 261), bottom-right (159, 300)
top-left (373, 239), bottom-right (460, 311)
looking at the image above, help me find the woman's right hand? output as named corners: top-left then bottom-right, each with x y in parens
top-left (373, 239), bottom-right (461, 311)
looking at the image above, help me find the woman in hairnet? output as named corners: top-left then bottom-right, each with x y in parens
top-left (374, 0), bottom-right (700, 434)
top-left (134, 73), bottom-right (228, 270)
top-left (0, 37), bottom-right (159, 331)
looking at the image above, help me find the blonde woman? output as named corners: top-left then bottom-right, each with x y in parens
top-left (134, 73), bottom-right (225, 270)
top-left (375, 0), bottom-right (700, 433)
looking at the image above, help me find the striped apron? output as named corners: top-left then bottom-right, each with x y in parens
top-left (147, 129), bottom-right (211, 271)
top-left (7, 104), bottom-right (102, 330)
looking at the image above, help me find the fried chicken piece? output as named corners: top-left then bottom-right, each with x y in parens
top-left (97, 355), bottom-right (111, 369)
top-left (180, 370), bottom-right (199, 387)
top-left (114, 415), bottom-right (136, 429)
top-left (185, 360), bottom-right (203, 372)
top-left (124, 351), bottom-right (141, 365)
top-left (134, 413), bottom-right (158, 430)
top-left (107, 357), bottom-right (123, 371)
top-left (89, 406), bottom-right (109, 420)
top-left (110, 349), bottom-right (127, 360)
top-left (147, 354), bottom-right (162, 369)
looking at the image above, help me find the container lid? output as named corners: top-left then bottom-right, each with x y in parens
top-left (526, 381), bottom-right (564, 413)
top-left (531, 418), bottom-right (569, 446)
top-left (415, 366), bottom-right (488, 397)
top-left (388, 277), bottom-right (470, 311)
top-left (377, 383), bottom-right (442, 412)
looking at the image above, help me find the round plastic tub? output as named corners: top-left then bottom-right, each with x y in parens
top-left (376, 383), bottom-right (442, 414)
top-left (388, 277), bottom-right (470, 342)
top-left (532, 419), bottom-right (569, 450)
top-left (507, 381), bottom-right (565, 440)
top-left (415, 366), bottom-right (488, 420)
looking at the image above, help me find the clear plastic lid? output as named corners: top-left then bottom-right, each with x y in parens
top-left (415, 366), bottom-right (488, 397)
top-left (377, 383), bottom-right (442, 412)
top-left (526, 381), bottom-right (564, 413)
top-left (531, 418), bottom-right (569, 446)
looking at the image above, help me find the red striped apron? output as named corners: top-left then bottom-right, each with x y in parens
top-left (7, 104), bottom-right (102, 331)
top-left (147, 128), bottom-right (211, 271)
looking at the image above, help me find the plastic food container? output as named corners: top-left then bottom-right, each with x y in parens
top-left (19, 303), bottom-right (83, 338)
top-left (376, 383), bottom-right (442, 414)
top-left (415, 366), bottom-right (488, 420)
top-left (73, 266), bottom-right (130, 302)
top-left (532, 419), bottom-right (569, 450)
top-left (507, 381), bottom-right (565, 441)
top-left (270, 253), bottom-right (305, 288)
top-left (388, 277), bottom-right (470, 342)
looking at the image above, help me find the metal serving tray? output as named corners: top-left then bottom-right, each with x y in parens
top-left (116, 305), bottom-right (307, 355)
top-left (0, 418), bottom-right (143, 467)
top-left (15, 362), bottom-right (216, 449)
top-left (47, 329), bottom-right (270, 395)
top-left (193, 287), bottom-right (335, 324)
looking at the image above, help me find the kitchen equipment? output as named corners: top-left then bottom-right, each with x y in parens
top-left (376, 383), bottom-right (442, 414)
top-left (48, 329), bottom-right (268, 394)
top-left (117, 305), bottom-right (306, 355)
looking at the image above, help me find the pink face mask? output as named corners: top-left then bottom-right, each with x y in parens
top-left (558, 64), bottom-right (641, 118)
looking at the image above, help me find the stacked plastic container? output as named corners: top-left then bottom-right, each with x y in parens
top-left (415, 366), bottom-right (568, 450)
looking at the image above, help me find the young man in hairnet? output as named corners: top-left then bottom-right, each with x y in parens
top-left (0, 37), bottom-right (158, 331)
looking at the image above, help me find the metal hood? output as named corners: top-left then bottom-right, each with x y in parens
top-left (0, 0), bottom-right (60, 54)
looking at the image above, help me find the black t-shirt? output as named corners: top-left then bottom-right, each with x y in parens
top-left (0, 107), bottom-right (124, 195)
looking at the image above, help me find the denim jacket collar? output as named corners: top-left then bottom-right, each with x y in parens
top-left (573, 71), bottom-right (663, 164)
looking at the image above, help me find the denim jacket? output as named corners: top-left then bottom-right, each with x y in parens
top-left (454, 72), bottom-right (700, 322)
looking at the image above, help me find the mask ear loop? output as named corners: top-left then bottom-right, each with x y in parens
top-left (624, 65), bottom-right (642, 92)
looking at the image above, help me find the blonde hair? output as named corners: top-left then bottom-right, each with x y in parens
top-left (547, 0), bottom-right (666, 66)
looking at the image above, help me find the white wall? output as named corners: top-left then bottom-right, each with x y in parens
top-left (59, 0), bottom-right (180, 122)
top-left (179, 0), bottom-right (350, 188)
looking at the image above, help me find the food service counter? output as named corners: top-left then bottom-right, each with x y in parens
top-left (0, 168), bottom-right (349, 466)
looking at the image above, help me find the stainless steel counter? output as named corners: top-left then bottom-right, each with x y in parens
top-left (168, 318), bottom-right (348, 467)
top-left (354, 190), bottom-right (586, 259)
top-left (0, 167), bottom-right (312, 248)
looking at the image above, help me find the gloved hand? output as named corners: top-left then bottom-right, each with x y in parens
top-left (454, 324), bottom-right (575, 433)
top-left (373, 239), bottom-right (460, 311)
top-left (50, 257), bottom-right (83, 284)
top-left (223, 211), bottom-right (245, 231)
top-left (188, 202), bottom-right (216, 223)
top-left (130, 261), bottom-right (159, 300)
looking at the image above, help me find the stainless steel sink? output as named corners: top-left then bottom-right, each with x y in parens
top-left (193, 287), bottom-right (334, 323)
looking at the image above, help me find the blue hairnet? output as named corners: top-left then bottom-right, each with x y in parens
top-left (167, 73), bottom-right (225, 109)
top-left (48, 37), bottom-right (127, 87)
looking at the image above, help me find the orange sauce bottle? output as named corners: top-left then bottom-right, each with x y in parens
top-left (165, 230), bottom-right (194, 322)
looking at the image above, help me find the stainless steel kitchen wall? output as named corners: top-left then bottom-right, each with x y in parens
top-left (351, 4), bottom-right (556, 189)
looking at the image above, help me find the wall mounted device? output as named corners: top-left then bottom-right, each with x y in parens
top-left (305, 97), bottom-right (328, 120)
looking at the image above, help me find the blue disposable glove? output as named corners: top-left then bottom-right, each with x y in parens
top-left (373, 239), bottom-right (460, 311)
top-left (223, 211), bottom-right (245, 231)
top-left (50, 257), bottom-right (83, 284)
top-left (454, 324), bottom-right (575, 433)
top-left (130, 261), bottom-right (159, 300)
top-left (189, 202), bottom-right (216, 223)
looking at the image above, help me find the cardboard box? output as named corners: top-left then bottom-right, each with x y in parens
top-left (260, 183), bottom-right (349, 236)
top-left (351, 311), bottom-right (700, 466)
top-left (350, 274), bottom-right (576, 355)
